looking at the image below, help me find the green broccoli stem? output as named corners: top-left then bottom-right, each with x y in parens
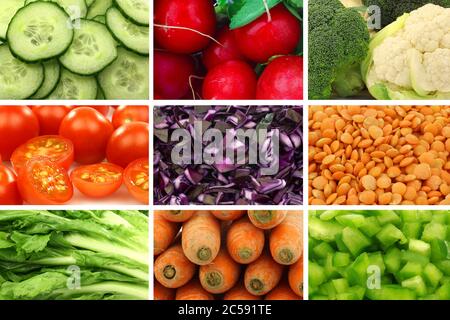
top-left (333, 63), bottom-right (366, 97)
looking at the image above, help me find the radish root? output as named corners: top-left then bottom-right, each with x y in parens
top-left (189, 75), bottom-right (204, 100)
top-left (154, 24), bottom-right (223, 46)
top-left (262, 0), bottom-right (272, 22)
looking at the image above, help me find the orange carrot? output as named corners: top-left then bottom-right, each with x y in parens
top-left (269, 211), bottom-right (303, 265)
top-left (154, 244), bottom-right (196, 288)
top-left (224, 283), bottom-right (260, 300)
top-left (182, 211), bottom-right (221, 265)
top-left (176, 279), bottom-right (214, 300)
top-left (265, 282), bottom-right (302, 300)
top-left (210, 210), bottom-right (246, 221)
top-left (156, 210), bottom-right (195, 223)
top-left (288, 256), bottom-right (303, 297)
top-left (244, 252), bottom-right (283, 296)
top-left (154, 212), bottom-right (179, 256)
top-left (199, 248), bottom-right (240, 294)
top-left (226, 217), bottom-right (265, 264)
top-left (247, 210), bottom-right (287, 229)
top-left (154, 280), bottom-right (175, 300)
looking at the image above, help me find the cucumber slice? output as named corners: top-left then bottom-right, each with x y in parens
top-left (87, 0), bottom-right (112, 19)
top-left (7, 2), bottom-right (74, 62)
top-left (0, 44), bottom-right (44, 99)
top-left (106, 7), bottom-right (148, 55)
top-left (92, 15), bottom-right (106, 24)
top-left (59, 19), bottom-right (117, 75)
top-left (31, 59), bottom-right (61, 99)
top-left (96, 84), bottom-right (105, 99)
top-left (48, 67), bottom-right (97, 99)
top-left (98, 47), bottom-right (148, 99)
top-left (25, 0), bottom-right (87, 20)
top-left (114, 0), bottom-right (148, 25)
top-left (0, 0), bottom-right (25, 40)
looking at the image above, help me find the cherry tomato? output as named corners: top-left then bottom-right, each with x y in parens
top-left (17, 160), bottom-right (73, 204)
top-left (0, 165), bottom-right (22, 205)
top-left (112, 105), bottom-right (149, 129)
top-left (59, 107), bottom-right (114, 164)
top-left (124, 158), bottom-right (149, 204)
top-left (31, 106), bottom-right (73, 135)
top-left (0, 106), bottom-right (39, 160)
top-left (106, 122), bottom-right (149, 168)
top-left (71, 162), bottom-right (123, 198)
top-left (11, 135), bottom-right (74, 173)
top-left (73, 106), bottom-right (110, 116)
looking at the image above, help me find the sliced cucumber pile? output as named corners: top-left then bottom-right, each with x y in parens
top-left (0, 0), bottom-right (149, 99)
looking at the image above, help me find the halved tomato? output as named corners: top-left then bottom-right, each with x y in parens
top-left (11, 135), bottom-right (74, 173)
top-left (0, 165), bottom-right (22, 205)
top-left (71, 162), bottom-right (123, 198)
top-left (17, 160), bottom-right (73, 205)
top-left (124, 158), bottom-right (149, 204)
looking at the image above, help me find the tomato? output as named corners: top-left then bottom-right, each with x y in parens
top-left (17, 160), bottom-right (73, 204)
top-left (124, 158), bottom-right (149, 204)
top-left (0, 106), bottom-right (39, 160)
top-left (71, 162), bottom-right (123, 198)
top-left (112, 105), bottom-right (149, 129)
top-left (73, 106), bottom-right (110, 116)
top-left (11, 135), bottom-right (74, 173)
top-left (0, 165), bottom-right (22, 205)
top-left (59, 107), bottom-right (114, 164)
top-left (106, 122), bottom-right (149, 168)
top-left (31, 106), bottom-right (73, 135)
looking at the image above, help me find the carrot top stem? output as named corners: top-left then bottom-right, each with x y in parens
top-left (239, 248), bottom-right (253, 260)
top-left (163, 265), bottom-right (176, 280)
top-left (253, 211), bottom-right (273, 224)
top-left (279, 249), bottom-right (294, 264)
top-left (249, 279), bottom-right (264, 292)
top-left (197, 247), bottom-right (212, 261)
top-left (205, 271), bottom-right (223, 288)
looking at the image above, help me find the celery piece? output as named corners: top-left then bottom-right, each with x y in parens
top-left (398, 262), bottom-right (423, 281)
top-left (376, 211), bottom-right (401, 226)
top-left (401, 250), bottom-right (429, 266)
top-left (423, 263), bottom-right (444, 288)
top-left (347, 252), bottom-right (369, 286)
top-left (333, 252), bottom-right (351, 267)
top-left (436, 282), bottom-right (450, 300)
top-left (401, 275), bottom-right (427, 297)
top-left (309, 261), bottom-right (326, 288)
top-left (336, 214), bottom-right (366, 228)
top-left (348, 286), bottom-right (366, 300)
top-left (335, 233), bottom-right (349, 253)
top-left (325, 253), bottom-right (340, 279)
top-left (319, 281), bottom-right (337, 299)
top-left (430, 239), bottom-right (449, 262)
top-left (313, 242), bottom-right (335, 259)
top-left (309, 216), bottom-right (344, 242)
top-left (409, 239), bottom-right (431, 257)
top-left (436, 260), bottom-right (450, 276)
top-left (376, 224), bottom-right (407, 250)
top-left (402, 222), bottom-right (422, 240)
top-left (399, 210), bottom-right (422, 223)
top-left (422, 222), bottom-right (447, 242)
top-left (368, 252), bottom-right (386, 276)
top-left (366, 285), bottom-right (416, 300)
top-left (360, 216), bottom-right (382, 238)
top-left (332, 278), bottom-right (349, 294)
top-left (310, 295), bottom-right (329, 300)
top-left (431, 212), bottom-right (448, 224)
top-left (319, 210), bottom-right (341, 221)
top-left (336, 292), bottom-right (359, 300)
top-left (342, 227), bottom-right (371, 257)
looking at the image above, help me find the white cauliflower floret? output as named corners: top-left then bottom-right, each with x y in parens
top-left (423, 48), bottom-right (450, 92)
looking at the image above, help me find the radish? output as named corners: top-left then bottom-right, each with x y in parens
top-left (233, 4), bottom-right (301, 63)
top-left (154, 0), bottom-right (217, 54)
top-left (154, 51), bottom-right (195, 99)
top-left (202, 26), bottom-right (244, 70)
top-left (202, 60), bottom-right (257, 100)
top-left (256, 56), bottom-right (303, 100)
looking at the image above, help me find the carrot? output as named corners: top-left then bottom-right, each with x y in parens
top-left (288, 256), bottom-right (303, 297)
top-left (154, 280), bottom-right (175, 300)
top-left (210, 210), bottom-right (246, 221)
top-left (182, 211), bottom-right (221, 265)
top-left (244, 252), bottom-right (283, 296)
top-left (156, 210), bottom-right (195, 223)
top-left (176, 279), bottom-right (214, 300)
top-left (199, 248), bottom-right (240, 294)
top-left (154, 212), bottom-right (179, 256)
top-left (265, 282), bottom-right (302, 300)
top-left (269, 211), bottom-right (303, 265)
top-left (247, 210), bottom-right (287, 229)
top-left (226, 217), bottom-right (265, 264)
top-left (154, 244), bottom-right (196, 288)
top-left (224, 283), bottom-right (260, 300)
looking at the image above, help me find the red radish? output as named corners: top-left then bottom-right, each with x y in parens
top-left (154, 0), bottom-right (217, 54)
top-left (233, 4), bottom-right (301, 63)
top-left (202, 26), bottom-right (244, 70)
top-left (202, 60), bottom-right (257, 100)
top-left (154, 51), bottom-right (195, 99)
top-left (256, 56), bottom-right (303, 100)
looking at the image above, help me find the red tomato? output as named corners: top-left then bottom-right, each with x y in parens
top-left (73, 106), bottom-right (110, 116)
top-left (0, 165), bottom-right (22, 205)
top-left (31, 106), bottom-right (73, 135)
top-left (124, 158), bottom-right (149, 204)
top-left (71, 162), bottom-right (123, 198)
top-left (0, 106), bottom-right (39, 160)
top-left (112, 105), bottom-right (149, 129)
top-left (59, 107), bottom-right (114, 164)
top-left (17, 160), bottom-right (73, 204)
top-left (11, 135), bottom-right (74, 173)
top-left (106, 122), bottom-right (149, 168)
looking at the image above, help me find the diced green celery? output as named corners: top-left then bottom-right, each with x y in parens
top-left (360, 216), bottom-right (382, 238)
top-left (409, 239), bottom-right (431, 257)
top-left (398, 262), bottom-right (423, 281)
top-left (384, 247), bottom-right (401, 274)
top-left (333, 252), bottom-right (351, 267)
top-left (319, 210), bottom-right (340, 221)
top-left (431, 212), bottom-right (448, 224)
top-left (422, 294), bottom-right (439, 300)
top-left (336, 214), bottom-right (366, 228)
top-left (313, 242), bottom-right (335, 259)
top-left (376, 224), bottom-right (407, 249)
top-left (401, 250), bottom-right (429, 266)
top-left (402, 222), bottom-right (422, 239)
top-left (347, 252), bottom-right (369, 286)
top-left (430, 239), bottom-right (449, 262)
top-left (319, 281), bottom-right (337, 299)
top-left (401, 275), bottom-right (427, 297)
top-left (335, 233), bottom-right (349, 253)
top-left (422, 222), bottom-right (447, 242)
top-left (348, 285), bottom-right (366, 300)
top-left (309, 216), bottom-right (344, 242)
top-left (436, 260), bottom-right (450, 276)
top-left (399, 210), bottom-right (422, 222)
top-left (309, 261), bottom-right (326, 288)
top-left (436, 282), bottom-right (450, 300)
top-left (336, 292), bottom-right (359, 300)
top-left (324, 253), bottom-right (340, 279)
top-left (310, 295), bottom-right (329, 300)
top-left (376, 211), bottom-right (401, 226)
top-left (368, 252), bottom-right (386, 275)
top-left (342, 227), bottom-right (371, 256)
top-left (366, 285), bottom-right (416, 300)
top-left (442, 277), bottom-right (450, 284)
top-left (381, 275), bottom-right (394, 284)
top-left (332, 278), bottom-right (349, 293)
top-left (423, 263), bottom-right (443, 288)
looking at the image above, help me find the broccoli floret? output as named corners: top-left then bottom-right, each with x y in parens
top-left (309, 0), bottom-right (370, 99)
top-left (363, 0), bottom-right (450, 27)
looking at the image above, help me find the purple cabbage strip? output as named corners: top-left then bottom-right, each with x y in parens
top-left (153, 106), bottom-right (303, 205)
